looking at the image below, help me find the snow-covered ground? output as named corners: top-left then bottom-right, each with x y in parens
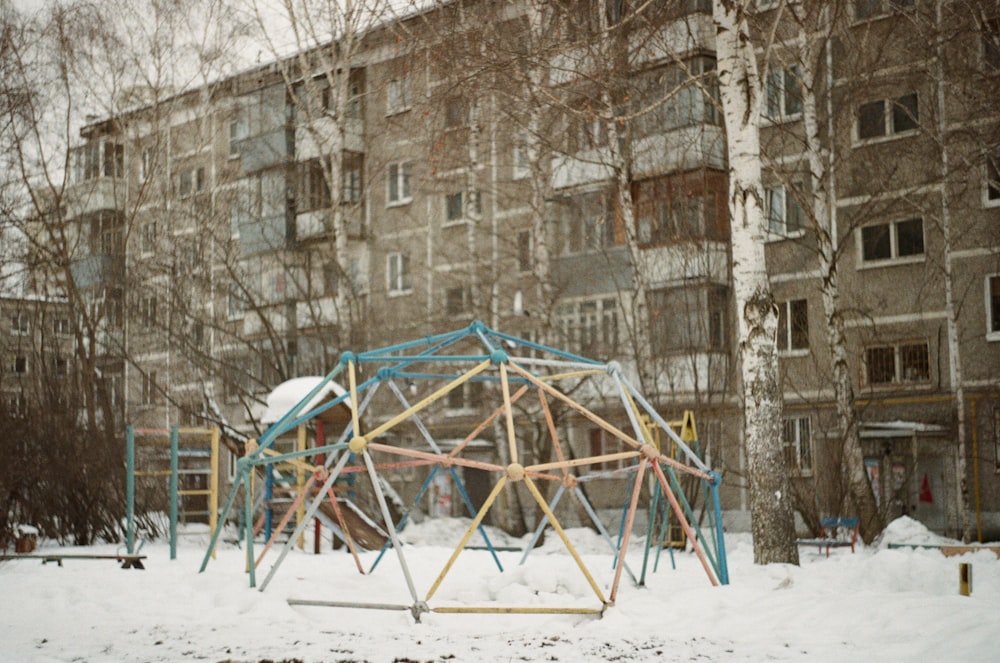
top-left (2, 516), bottom-right (999, 662)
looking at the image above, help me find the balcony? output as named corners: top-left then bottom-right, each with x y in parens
top-left (242, 307), bottom-right (289, 337)
top-left (296, 117), bottom-right (364, 161)
top-left (642, 241), bottom-right (729, 285)
top-left (295, 208), bottom-right (366, 242)
top-left (296, 296), bottom-right (339, 329)
top-left (70, 254), bottom-right (124, 288)
top-left (65, 177), bottom-right (124, 218)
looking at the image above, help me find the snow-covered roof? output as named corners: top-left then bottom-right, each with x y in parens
top-left (260, 376), bottom-right (350, 424)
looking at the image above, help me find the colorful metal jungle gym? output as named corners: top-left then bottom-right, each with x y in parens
top-left (199, 321), bottom-right (728, 619)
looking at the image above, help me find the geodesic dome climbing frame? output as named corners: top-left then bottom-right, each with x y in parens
top-left (200, 321), bottom-right (728, 619)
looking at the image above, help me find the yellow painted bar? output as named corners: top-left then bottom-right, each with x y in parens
top-left (365, 359), bottom-right (492, 442)
top-left (425, 476), bottom-right (508, 602)
top-left (499, 362), bottom-right (519, 465)
top-left (507, 362), bottom-right (642, 450)
top-left (367, 442), bottom-right (504, 473)
top-left (261, 447), bottom-right (320, 474)
top-left (296, 424), bottom-right (307, 550)
top-left (134, 470), bottom-right (173, 477)
top-left (535, 369), bottom-right (604, 383)
top-left (432, 606), bottom-right (603, 615)
top-left (523, 476), bottom-right (607, 604)
top-left (448, 384), bottom-right (530, 459)
top-left (528, 450), bottom-right (639, 474)
top-left (178, 489), bottom-right (212, 496)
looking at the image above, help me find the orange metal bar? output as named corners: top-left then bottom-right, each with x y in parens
top-left (609, 457), bottom-right (647, 604)
top-left (499, 362), bottom-right (519, 465)
top-left (325, 485), bottom-right (365, 575)
top-left (651, 461), bottom-right (719, 586)
top-left (447, 384), bottom-right (530, 459)
top-left (255, 472), bottom-right (318, 568)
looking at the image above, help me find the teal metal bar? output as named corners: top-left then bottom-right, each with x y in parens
top-left (126, 425), bottom-right (135, 555)
top-left (245, 469), bottom-right (256, 588)
top-left (199, 460), bottom-right (245, 572)
top-left (169, 425), bottom-right (179, 561)
top-left (710, 480), bottom-right (729, 584)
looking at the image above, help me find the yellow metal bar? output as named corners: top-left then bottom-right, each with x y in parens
top-left (432, 606), bottom-right (602, 615)
top-left (447, 384), bottom-right (530, 459)
top-left (134, 470), bottom-right (173, 477)
top-left (178, 489), bottom-right (212, 496)
top-left (535, 368), bottom-right (604, 383)
top-left (425, 476), bottom-right (508, 602)
top-left (523, 476), bottom-right (607, 604)
top-left (499, 362), bottom-right (519, 464)
top-left (367, 442), bottom-right (504, 473)
top-left (365, 359), bottom-right (491, 442)
top-left (261, 447), bottom-right (320, 474)
top-left (538, 389), bottom-right (570, 479)
top-left (507, 361), bottom-right (642, 450)
top-left (528, 450), bottom-right (639, 474)
top-left (296, 424), bottom-right (307, 550)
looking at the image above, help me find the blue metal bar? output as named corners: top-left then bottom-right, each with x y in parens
top-left (264, 466), bottom-right (274, 542)
top-left (200, 460), bottom-right (246, 572)
top-left (711, 480), bottom-right (729, 585)
top-left (487, 329), bottom-right (604, 365)
top-left (639, 479), bottom-right (660, 585)
top-left (519, 483), bottom-right (566, 565)
top-left (572, 485), bottom-right (638, 585)
top-left (252, 363), bottom-right (347, 456)
top-left (245, 469), bottom-right (256, 588)
top-left (369, 466), bottom-right (439, 574)
top-left (446, 465), bottom-right (502, 572)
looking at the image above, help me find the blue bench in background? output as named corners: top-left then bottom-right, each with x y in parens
top-left (797, 516), bottom-right (859, 557)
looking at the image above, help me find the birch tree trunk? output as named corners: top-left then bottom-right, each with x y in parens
top-left (793, 13), bottom-right (882, 543)
top-left (714, 0), bottom-right (798, 565)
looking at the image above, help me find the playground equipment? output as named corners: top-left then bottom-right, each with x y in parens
top-left (126, 426), bottom-right (220, 559)
top-left (200, 321), bottom-right (727, 619)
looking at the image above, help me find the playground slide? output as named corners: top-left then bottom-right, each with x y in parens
top-left (310, 500), bottom-right (389, 551)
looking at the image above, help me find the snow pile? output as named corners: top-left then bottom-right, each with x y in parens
top-left (876, 515), bottom-right (958, 548)
top-left (2, 517), bottom-right (999, 662)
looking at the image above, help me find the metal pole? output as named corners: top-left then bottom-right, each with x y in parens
top-left (126, 425), bottom-right (135, 555)
top-left (169, 425), bottom-right (179, 561)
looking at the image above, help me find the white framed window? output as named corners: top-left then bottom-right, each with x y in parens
top-left (141, 371), bottom-right (158, 406)
top-left (444, 96), bottom-right (466, 129)
top-left (229, 118), bottom-right (247, 157)
top-left (985, 148), bottom-right (1000, 207)
top-left (178, 166), bottom-right (206, 197)
top-left (53, 317), bottom-right (71, 336)
top-left (859, 218), bottom-right (924, 265)
top-left (513, 132), bottom-right (530, 180)
top-left (51, 356), bottom-right (68, 377)
top-left (648, 286), bottom-right (728, 355)
top-left (857, 93), bottom-right (919, 142)
top-left (864, 341), bottom-right (930, 385)
top-left (777, 299), bottom-right (809, 353)
top-left (342, 155), bottom-right (364, 204)
top-left (387, 252), bottom-right (411, 295)
top-left (766, 184), bottom-right (805, 237)
top-left (139, 296), bottom-right (157, 330)
top-left (557, 297), bottom-right (620, 358)
top-left (387, 78), bottom-right (411, 115)
top-left (386, 162), bottom-right (412, 205)
top-left (782, 416), bottom-right (812, 474)
top-left (11, 313), bottom-right (29, 335)
top-left (765, 65), bottom-right (802, 123)
top-left (854, 0), bottom-right (914, 21)
top-left (987, 275), bottom-right (1000, 341)
top-left (444, 190), bottom-right (480, 224)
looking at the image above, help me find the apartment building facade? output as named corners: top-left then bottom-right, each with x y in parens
top-left (32, 0), bottom-right (1000, 537)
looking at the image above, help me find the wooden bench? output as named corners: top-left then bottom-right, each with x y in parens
top-left (0, 553), bottom-right (147, 569)
top-left (797, 517), bottom-right (859, 557)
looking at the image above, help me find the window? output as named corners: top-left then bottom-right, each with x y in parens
top-left (987, 275), bottom-right (1000, 340)
top-left (864, 341), bottom-right (930, 385)
top-left (782, 416), bottom-right (812, 474)
top-left (178, 166), bottom-right (206, 197)
top-left (765, 65), bottom-right (802, 122)
top-left (513, 132), bottom-right (530, 180)
top-left (342, 154), bottom-right (364, 204)
top-left (387, 252), bottom-right (411, 295)
top-left (444, 97), bottom-right (466, 128)
top-left (517, 230), bottom-right (532, 273)
top-left (53, 317), bottom-right (70, 336)
top-left (446, 192), bottom-right (464, 223)
top-left (298, 159), bottom-right (331, 212)
top-left (229, 118), bottom-right (247, 157)
top-left (141, 147), bottom-right (153, 179)
top-left (227, 283), bottom-right (247, 318)
top-left (589, 428), bottom-right (626, 470)
top-left (141, 220), bottom-right (157, 254)
top-left (984, 17), bottom-right (1000, 70)
top-left (777, 299), bottom-right (809, 352)
top-left (446, 287), bottom-right (468, 315)
top-left (857, 93), bottom-right (918, 141)
top-left (141, 371), bottom-right (158, 406)
top-left (387, 162), bottom-right (412, 205)
top-left (766, 184), bottom-right (805, 236)
top-left (70, 140), bottom-right (123, 182)
top-left (635, 177), bottom-right (719, 244)
top-left (140, 296), bottom-right (157, 329)
top-left (51, 356), bottom-right (68, 376)
top-left (387, 78), bottom-right (411, 115)
top-left (986, 148), bottom-right (1000, 206)
top-left (649, 286), bottom-right (729, 354)
top-left (446, 379), bottom-right (483, 412)
top-left (860, 218), bottom-right (924, 263)
top-left (558, 191), bottom-right (618, 254)
top-left (854, 0), bottom-right (914, 21)
top-left (11, 313), bottom-right (29, 335)
top-left (11, 355), bottom-right (28, 374)
top-left (556, 298), bottom-right (620, 357)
